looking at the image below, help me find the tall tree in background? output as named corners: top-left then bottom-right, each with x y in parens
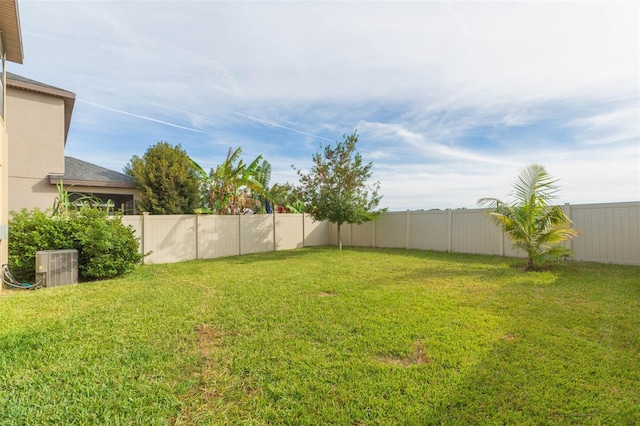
top-left (124, 141), bottom-right (200, 214)
top-left (295, 131), bottom-right (385, 250)
top-left (478, 164), bottom-right (578, 271)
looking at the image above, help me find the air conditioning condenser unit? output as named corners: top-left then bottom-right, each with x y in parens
top-left (35, 249), bottom-right (78, 287)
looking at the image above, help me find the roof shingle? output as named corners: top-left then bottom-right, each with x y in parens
top-left (50, 157), bottom-right (136, 188)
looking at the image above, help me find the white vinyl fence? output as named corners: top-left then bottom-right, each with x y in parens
top-left (122, 201), bottom-right (639, 266)
top-left (332, 201), bottom-right (639, 266)
top-left (122, 213), bottom-right (329, 264)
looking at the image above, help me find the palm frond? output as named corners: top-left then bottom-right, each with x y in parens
top-left (226, 147), bottom-right (242, 164)
top-left (511, 164), bottom-right (559, 207)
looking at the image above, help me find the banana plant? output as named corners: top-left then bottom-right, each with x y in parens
top-left (251, 159), bottom-right (272, 213)
top-left (52, 180), bottom-right (115, 217)
top-left (190, 147), bottom-right (275, 214)
top-left (268, 182), bottom-right (305, 213)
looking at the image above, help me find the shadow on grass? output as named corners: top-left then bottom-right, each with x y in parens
top-left (335, 247), bottom-right (563, 289)
top-left (225, 246), bottom-right (329, 264)
top-left (186, 245), bottom-right (569, 290)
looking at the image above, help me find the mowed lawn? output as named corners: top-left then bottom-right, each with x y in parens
top-left (1, 247), bottom-right (638, 425)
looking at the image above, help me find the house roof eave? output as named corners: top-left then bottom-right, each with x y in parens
top-left (49, 176), bottom-right (138, 189)
top-left (0, 0), bottom-right (24, 64)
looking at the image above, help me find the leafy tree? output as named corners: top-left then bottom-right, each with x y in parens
top-left (295, 131), bottom-right (385, 249)
top-left (478, 164), bottom-right (578, 271)
top-left (191, 147), bottom-right (274, 214)
top-left (124, 142), bottom-right (200, 214)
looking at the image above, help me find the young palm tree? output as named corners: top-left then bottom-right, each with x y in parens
top-left (478, 164), bottom-right (578, 271)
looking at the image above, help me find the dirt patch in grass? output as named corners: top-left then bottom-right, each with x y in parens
top-left (173, 325), bottom-right (227, 424)
top-left (375, 341), bottom-right (432, 367)
top-left (195, 324), bottom-right (223, 359)
top-left (318, 291), bottom-right (337, 297)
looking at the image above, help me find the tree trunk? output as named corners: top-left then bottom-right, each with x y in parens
top-left (526, 254), bottom-right (535, 271)
top-left (337, 223), bottom-right (342, 250)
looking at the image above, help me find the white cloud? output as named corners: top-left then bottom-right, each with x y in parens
top-left (13, 0), bottom-right (639, 210)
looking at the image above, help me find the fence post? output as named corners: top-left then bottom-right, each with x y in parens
top-left (272, 211), bottom-right (277, 251)
top-left (447, 209), bottom-right (453, 253)
top-left (302, 214), bottom-right (306, 248)
top-left (405, 210), bottom-right (411, 249)
top-left (195, 213), bottom-right (200, 260)
top-left (142, 212), bottom-right (150, 264)
top-left (372, 216), bottom-right (376, 247)
top-left (238, 214), bottom-right (242, 255)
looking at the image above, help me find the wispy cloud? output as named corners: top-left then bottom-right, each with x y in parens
top-left (79, 99), bottom-right (211, 134)
top-left (567, 105), bottom-right (640, 146)
top-left (234, 112), bottom-right (334, 143)
top-left (358, 121), bottom-right (513, 166)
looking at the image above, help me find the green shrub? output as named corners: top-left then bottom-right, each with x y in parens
top-left (7, 209), bottom-right (70, 281)
top-left (7, 207), bottom-right (143, 283)
top-left (73, 208), bottom-right (143, 280)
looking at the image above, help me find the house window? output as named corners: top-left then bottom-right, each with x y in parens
top-left (69, 193), bottom-right (135, 214)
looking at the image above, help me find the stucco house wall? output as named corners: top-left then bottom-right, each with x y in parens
top-left (6, 84), bottom-right (67, 211)
top-left (0, 0), bottom-right (25, 266)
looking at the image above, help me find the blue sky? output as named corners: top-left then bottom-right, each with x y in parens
top-left (11, 0), bottom-right (639, 210)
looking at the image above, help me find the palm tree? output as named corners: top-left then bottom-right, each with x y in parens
top-left (478, 164), bottom-right (578, 271)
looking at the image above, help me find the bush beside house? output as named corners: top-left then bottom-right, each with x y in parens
top-left (8, 207), bottom-right (143, 282)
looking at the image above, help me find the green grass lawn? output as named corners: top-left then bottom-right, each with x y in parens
top-left (1, 247), bottom-right (638, 425)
